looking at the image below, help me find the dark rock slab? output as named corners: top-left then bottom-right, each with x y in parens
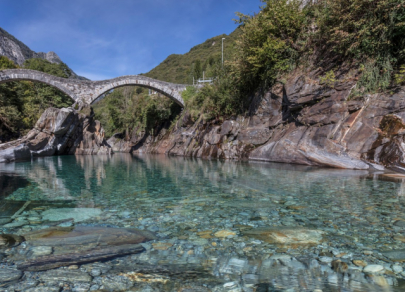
top-left (381, 249), bottom-right (405, 262)
top-left (17, 226), bottom-right (156, 271)
top-left (18, 243), bottom-right (145, 271)
top-left (0, 269), bottom-right (22, 286)
top-left (23, 226), bottom-right (156, 247)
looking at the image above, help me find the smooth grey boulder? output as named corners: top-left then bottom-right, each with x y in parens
top-left (0, 107), bottom-right (113, 163)
top-left (0, 144), bottom-right (30, 163)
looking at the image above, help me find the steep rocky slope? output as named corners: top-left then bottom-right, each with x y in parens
top-left (0, 107), bottom-right (112, 163)
top-left (108, 68), bottom-right (405, 173)
top-left (0, 27), bottom-right (84, 79)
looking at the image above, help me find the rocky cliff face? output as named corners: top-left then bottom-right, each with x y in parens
top-left (108, 69), bottom-right (405, 173)
top-left (0, 28), bottom-right (62, 65)
top-left (0, 107), bottom-right (112, 163)
top-left (0, 27), bottom-right (84, 79)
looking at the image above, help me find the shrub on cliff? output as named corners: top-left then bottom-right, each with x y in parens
top-left (23, 58), bottom-right (72, 78)
top-left (314, 0), bottom-right (405, 92)
top-left (231, 0), bottom-right (307, 94)
top-left (0, 55), bottom-right (17, 70)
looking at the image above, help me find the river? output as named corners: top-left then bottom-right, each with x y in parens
top-left (1, 153), bottom-right (405, 291)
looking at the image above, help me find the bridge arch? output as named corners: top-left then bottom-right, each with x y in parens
top-left (0, 69), bottom-right (80, 101)
top-left (0, 69), bottom-right (187, 107)
top-left (91, 76), bottom-right (186, 106)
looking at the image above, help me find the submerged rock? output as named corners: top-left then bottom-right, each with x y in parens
top-left (381, 250), bottom-right (405, 262)
top-left (242, 227), bottom-right (325, 245)
top-left (0, 269), bottom-right (22, 286)
top-left (17, 226), bottom-right (157, 271)
top-left (39, 269), bottom-right (92, 283)
top-left (41, 207), bottom-right (102, 223)
top-left (23, 226), bottom-right (157, 247)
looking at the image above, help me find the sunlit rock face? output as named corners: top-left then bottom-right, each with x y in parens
top-left (0, 107), bottom-right (112, 163)
top-left (108, 71), bottom-right (405, 173)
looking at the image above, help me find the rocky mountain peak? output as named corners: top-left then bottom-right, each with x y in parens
top-left (0, 27), bottom-right (85, 80)
top-left (36, 51), bottom-right (63, 64)
top-left (0, 27), bottom-right (64, 66)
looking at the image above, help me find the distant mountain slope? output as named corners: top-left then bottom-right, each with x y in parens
top-left (0, 27), bottom-right (86, 80)
top-left (145, 28), bottom-right (241, 84)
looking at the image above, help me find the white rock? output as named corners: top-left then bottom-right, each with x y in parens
top-left (392, 264), bottom-right (403, 273)
top-left (319, 256), bottom-right (333, 264)
top-left (31, 246), bottom-right (53, 257)
top-left (363, 264), bottom-right (384, 273)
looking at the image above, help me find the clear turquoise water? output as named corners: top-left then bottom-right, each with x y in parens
top-left (1, 153), bottom-right (405, 291)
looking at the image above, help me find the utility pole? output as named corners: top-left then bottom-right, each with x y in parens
top-left (222, 38), bottom-right (225, 68)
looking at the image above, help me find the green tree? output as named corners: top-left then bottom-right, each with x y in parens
top-left (194, 59), bottom-right (202, 80)
top-left (136, 87), bottom-right (144, 94)
top-left (315, 0), bottom-right (405, 93)
top-left (93, 86), bottom-right (181, 138)
top-left (231, 0), bottom-right (307, 93)
top-left (0, 56), bottom-right (18, 69)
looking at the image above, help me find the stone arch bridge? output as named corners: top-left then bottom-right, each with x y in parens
top-left (0, 69), bottom-right (188, 107)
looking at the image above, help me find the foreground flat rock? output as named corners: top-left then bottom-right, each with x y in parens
top-left (242, 227), bottom-right (325, 245)
top-left (23, 226), bottom-right (156, 246)
top-left (0, 269), bottom-right (22, 286)
top-left (17, 226), bottom-right (157, 271)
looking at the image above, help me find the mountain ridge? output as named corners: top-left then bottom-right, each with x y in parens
top-left (0, 27), bottom-right (85, 80)
top-left (145, 28), bottom-right (241, 84)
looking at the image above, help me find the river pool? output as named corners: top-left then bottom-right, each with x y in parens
top-left (1, 154), bottom-right (405, 291)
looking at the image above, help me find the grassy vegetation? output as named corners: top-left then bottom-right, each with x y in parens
top-left (0, 57), bottom-right (73, 141)
top-left (314, 0), bottom-right (405, 95)
top-left (145, 29), bottom-right (241, 84)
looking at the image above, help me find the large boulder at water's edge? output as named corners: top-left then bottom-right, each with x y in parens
top-left (0, 107), bottom-right (112, 163)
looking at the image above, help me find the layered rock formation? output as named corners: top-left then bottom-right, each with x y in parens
top-left (108, 70), bottom-right (405, 173)
top-left (0, 107), bottom-right (112, 163)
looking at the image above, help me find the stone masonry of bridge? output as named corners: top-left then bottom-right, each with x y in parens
top-left (0, 69), bottom-right (187, 106)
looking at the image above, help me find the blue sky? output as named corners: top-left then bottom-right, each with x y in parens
top-left (0, 0), bottom-right (261, 80)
